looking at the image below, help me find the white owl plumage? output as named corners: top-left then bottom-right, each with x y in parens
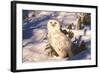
top-left (47, 19), bottom-right (73, 58)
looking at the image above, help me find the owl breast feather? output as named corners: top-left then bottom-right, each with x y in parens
top-left (51, 33), bottom-right (70, 49)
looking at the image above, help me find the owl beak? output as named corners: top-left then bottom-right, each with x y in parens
top-left (52, 24), bottom-right (55, 27)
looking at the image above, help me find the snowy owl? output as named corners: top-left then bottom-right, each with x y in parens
top-left (47, 19), bottom-right (73, 58)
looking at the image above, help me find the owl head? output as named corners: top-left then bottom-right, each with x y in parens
top-left (47, 20), bottom-right (60, 32)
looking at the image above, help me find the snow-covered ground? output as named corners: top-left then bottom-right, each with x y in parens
top-left (22, 10), bottom-right (91, 62)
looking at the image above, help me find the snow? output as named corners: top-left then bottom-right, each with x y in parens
top-left (32, 29), bottom-right (47, 43)
top-left (23, 41), bottom-right (48, 62)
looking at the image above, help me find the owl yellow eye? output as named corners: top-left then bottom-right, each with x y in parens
top-left (50, 22), bottom-right (52, 24)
